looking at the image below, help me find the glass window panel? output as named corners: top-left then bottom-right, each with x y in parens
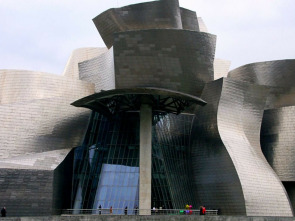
top-left (110, 187), bottom-right (117, 201)
top-left (125, 166), bottom-right (131, 173)
top-left (99, 186), bottom-right (107, 200)
top-left (113, 172), bottom-right (121, 186)
top-left (119, 201), bottom-right (124, 210)
top-left (105, 188), bottom-right (112, 200)
top-left (123, 173), bottom-right (129, 186)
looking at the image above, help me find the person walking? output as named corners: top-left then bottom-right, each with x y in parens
top-left (124, 206), bottom-right (128, 215)
top-left (110, 206), bottom-right (113, 214)
top-left (1, 207), bottom-right (6, 217)
top-left (98, 205), bottom-right (102, 215)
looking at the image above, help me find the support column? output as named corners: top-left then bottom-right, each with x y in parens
top-left (139, 103), bottom-right (152, 215)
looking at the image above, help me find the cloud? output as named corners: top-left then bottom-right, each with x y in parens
top-left (0, 0), bottom-right (294, 73)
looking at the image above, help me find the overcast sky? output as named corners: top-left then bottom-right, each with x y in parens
top-left (0, 0), bottom-right (294, 74)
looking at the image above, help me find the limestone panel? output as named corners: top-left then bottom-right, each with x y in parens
top-left (63, 47), bottom-right (108, 79)
top-left (214, 58), bottom-right (231, 80)
top-left (79, 48), bottom-right (115, 92)
top-left (113, 29), bottom-right (216, 96)
top-left (197, 17), bottom-right (208, 33)
top-left (93, 0), bottom-right (182, 48)
top-left (191, 78), bottom-right (293, 216)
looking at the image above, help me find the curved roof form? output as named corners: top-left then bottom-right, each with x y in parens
top-left (228, 59), bottom-right (295, 87)
top-left (72, 87), bottom-right (206, 118)
top-left (93, 0), bottom-right (201, 48)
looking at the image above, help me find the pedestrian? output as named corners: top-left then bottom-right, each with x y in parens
top-left (98, 205), bottom-right (102, 215)
top-left (199, 206), bottom-right (203, 215)
top-left (1, 207), bottom-right (6, 217)
top-left (202, 206), bottom-right (206, 215)
top-left (134, 205), bottom-right (138, 215)
top-left (124, 206), bottom-right (128, 215)
top-left (200, 206), bottom-right (206, 215)
top-left (110, 206), bottom-right (113, 214)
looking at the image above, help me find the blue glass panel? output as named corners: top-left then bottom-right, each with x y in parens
top-left (123, 173), bottom-right (129, 186)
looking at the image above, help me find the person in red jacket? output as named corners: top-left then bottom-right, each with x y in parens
top-left (200, 206), bottom-right (206, 215)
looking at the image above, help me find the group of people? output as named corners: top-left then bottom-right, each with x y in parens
top-left (98, 205), bottom-right (138, 215)
top-left (182, 204), bottom-right (206, 215)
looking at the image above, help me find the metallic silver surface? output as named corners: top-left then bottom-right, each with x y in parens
top-left (228, 59), bottom-right (295, 87)
top-left (93, 0), bottom-right (183, 48)
top-left (79, 47), bottom-right (115, 92)
top-left (113, 29), bottom-right (216, 96)
top-left (0, 70), bottom-right (94, 158)
top-left (191, 78), bottom-right (293, 216)
top-left (63, 47), bottom-right (108, 79)
top-left (72, 87), bottom-right (205, 118)
top-left (261, 106), bottom-right (295, 181)
top-left (0, 149), bottom-right (74, 216)
top-left (0, 58), bottom-right (95, 215)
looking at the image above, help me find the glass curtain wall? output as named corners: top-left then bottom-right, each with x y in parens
top-left (152, 113), bottom-right (197, 209)
top-left (71, 111), bottom-right (196, 213)
top-left (72, 112), bottom-right (140, 214)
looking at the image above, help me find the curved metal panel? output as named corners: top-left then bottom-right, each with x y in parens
top-left (180, 8), bottom-right (199, 31)
top-left (79, 47), bottom-right (115, 92)
top-left (261, 106), bottom-right (295, 181)
top-left (228, 59), bottom-right (295, 87)
top-left (114, 29), bottom-right (216, 96)
top-left (0, 70), bottom-right (94, 159)
top-left (93, 0), bottom-right (182, 48)
top-left (63, 47), bottom-right (108, 79)
top-left (72, 87), bottom-right (206, 117)
top-left (191, 78), bottom-right (293, 216)
top-left (0, 70), bottom-right (94, 105)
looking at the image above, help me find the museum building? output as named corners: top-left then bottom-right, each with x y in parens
top-left (1, 0), bottom-right (295, 217)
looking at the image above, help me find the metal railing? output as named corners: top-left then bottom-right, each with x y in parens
top-left (62, 208), bottom-right (218, 216)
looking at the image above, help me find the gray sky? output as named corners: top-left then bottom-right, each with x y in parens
top-left (0, 0), bottom-right (294, 74)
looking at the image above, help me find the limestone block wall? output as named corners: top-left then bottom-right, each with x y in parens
top-left (197, 17), bottom-right (208, 33)
top-left (214, 58), bottom-right (231, 80)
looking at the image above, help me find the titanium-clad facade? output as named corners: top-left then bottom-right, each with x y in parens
top-left (1, 0), bottom-right (295, 217)
top-left (113, 29), bottom-right (216, 96)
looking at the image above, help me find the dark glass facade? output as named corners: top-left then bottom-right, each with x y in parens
top-left (72, 111), bottom-right (196, 212)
